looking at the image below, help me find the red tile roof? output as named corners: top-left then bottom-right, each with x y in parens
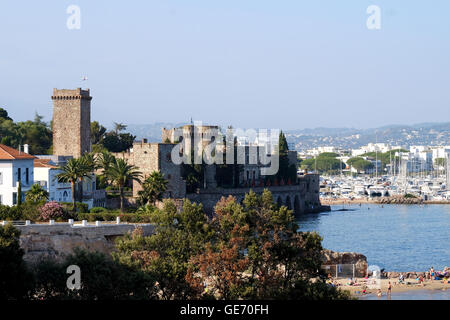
top-left (0, 144), bottom-right (36, 160)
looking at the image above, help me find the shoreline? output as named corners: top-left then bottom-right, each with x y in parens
top-left (320, 198), bottom-right (450, 206)
top-left (334, 278), bottom-right (450, 299)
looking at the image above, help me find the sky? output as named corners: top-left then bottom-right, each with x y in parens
top-left (0, 0), bottom-right (449, 130)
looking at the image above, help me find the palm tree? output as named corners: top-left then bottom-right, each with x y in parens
top-left (56, 158), bottom-right (91, 211)
top-left (25, 184), bottom-right (49, 203)
top-left (82, 152), bottom-right (97, 171)
top-left (78, 153), bottom-right (97, 201)
top-left (113, 122), bottom-right (127, 134)
top-left (138, 171), bottom-right (168, 206)
top-left (96, 151), bottom-right (116, 176)
top-left (108, 158), bottom-right (142, 212)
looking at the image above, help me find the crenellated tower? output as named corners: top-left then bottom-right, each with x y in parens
top-left (52, 88), bottom-right (92, 158)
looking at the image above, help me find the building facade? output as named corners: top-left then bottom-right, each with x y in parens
top-left (0, 144), bottom-right (35, 206)
top-left (34, 158), bottom-right (72, 203)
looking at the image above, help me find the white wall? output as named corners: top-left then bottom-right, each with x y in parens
top-left (34, 167), bottom-right (72, 203)
top-left (0, 159), bottom-right (34, 206)
top-left (0, 161), bottom-right (13, 205)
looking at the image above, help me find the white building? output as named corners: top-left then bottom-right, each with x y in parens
top-left (352, 143), bottom-right (392, 157)
top-left (307, 146), bottom-right (342, 157)
top-left (431, 146), bottom-right (450, 162)
top-left (34, 158), bottom-right (72, 202)
top-left (0, 144), bottom-right (35, 206)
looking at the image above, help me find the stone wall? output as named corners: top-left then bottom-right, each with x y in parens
top-left (186, 184), bottom-right (322, 216)
top-left (114, 142), bottom-right (186, 199)
top-left (17, 223), bottom-right (154, 263)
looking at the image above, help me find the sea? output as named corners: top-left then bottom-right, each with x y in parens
top-left (296, 204), bottom-right (450, 272)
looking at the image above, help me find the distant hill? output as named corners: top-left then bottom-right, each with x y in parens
top-left (125, 122), bottom-right (450, 151)
top-left (285, 122), bottom-right (450, 151)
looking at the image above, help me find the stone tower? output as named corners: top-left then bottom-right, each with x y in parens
top-left (52, 88), bottom-right (92, 158)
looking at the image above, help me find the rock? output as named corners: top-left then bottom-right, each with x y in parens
top-left (388, 272), bottom-right (399, 278)
top-left (321, 249), bottom-right (368, 277)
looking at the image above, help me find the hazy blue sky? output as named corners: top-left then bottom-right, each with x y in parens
top-left (0, 1), bottom-right (449, 130)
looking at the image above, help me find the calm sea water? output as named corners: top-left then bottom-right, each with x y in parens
top-left (297, 204), bottom-right (450, 272)
top-left (360, 289), bottom-right (450, 300)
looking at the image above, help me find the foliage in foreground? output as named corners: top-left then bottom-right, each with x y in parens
top-left (1, 190), bottom-right (350, 301)
top-left (0, 224), bottom-right (33, 300)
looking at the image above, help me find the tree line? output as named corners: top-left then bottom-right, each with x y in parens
top-left (0, 107), bottom-right (136, 154)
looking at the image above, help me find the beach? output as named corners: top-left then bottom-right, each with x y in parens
top-left (335, 277), bottom-right (450, 299)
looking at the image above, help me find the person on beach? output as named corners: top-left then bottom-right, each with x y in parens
top-left (387, 282), bottom-right (392, 295)
top-left (430, 267), bottom-right (435, 281)
top-left (418, 275), bottom-right (424, 286)
top-left (377, 289), bottom-right (382, 297)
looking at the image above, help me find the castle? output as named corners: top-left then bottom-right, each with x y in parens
top-left (52, 88), bottom-right (325, 215)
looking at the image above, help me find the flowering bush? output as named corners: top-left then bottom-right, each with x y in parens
top-left (39, 201), bottom-right (68, 221)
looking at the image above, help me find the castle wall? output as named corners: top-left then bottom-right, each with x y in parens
top-left (186, 184), bottom-right (320, 216)
top-left (113, 142), bottom-right (186, 199)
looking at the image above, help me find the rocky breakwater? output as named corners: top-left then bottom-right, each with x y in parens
top-left (375, 195), bottom-right (423, 205)
top-left (17, 223), bottom-right (155, 263)
top-left (382, 271), bottom-right (428, 279)
top-left (321, 249), bottom-right (368, 277)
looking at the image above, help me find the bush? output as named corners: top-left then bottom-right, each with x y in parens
top-left (60, 202), bottom-right (89, 213)
top-left (0, 224), bottom-right (33, 300)
top-left (0, 202), bottom-right (45, 222)
top-left (90, 207), bottom-right (108, 213)
top-left (18, 202), bottom-right (43, 221)
top-left (0, 205), bottom-right (21, 221)
top-left (30, 249), bottom-right (156, 300)
top-left (39, 202), bottom-right (68, 221)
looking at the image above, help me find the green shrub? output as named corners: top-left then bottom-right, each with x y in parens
top-left (19, 202), bottom-right (43, 221)
top-left (0, 205), bottom-right (20, 221)
top-left (60, 202), bottom-right (89, 213)
top-left (90, 207), bottom-right (108, 213)
top-left (0, 224), bottom-right (34, 299)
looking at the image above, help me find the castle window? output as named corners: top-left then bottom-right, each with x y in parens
top-left (167, 153), bottom-right (171, 161)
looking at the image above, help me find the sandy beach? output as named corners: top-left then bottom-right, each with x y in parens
top-left (335, 277), bottom-right (450, 299)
